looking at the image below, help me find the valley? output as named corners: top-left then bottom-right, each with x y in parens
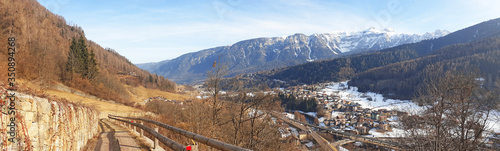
top-left (1, 0), bottom-right (500, 151)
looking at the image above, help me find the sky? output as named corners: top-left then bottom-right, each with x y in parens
top-left (38, 0), bottom-right (500, 64)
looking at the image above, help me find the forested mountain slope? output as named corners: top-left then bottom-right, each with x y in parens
top-left (349, 36), bottom-right (500, 99)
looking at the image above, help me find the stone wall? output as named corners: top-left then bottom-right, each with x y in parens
top-left (1, 90), bottom-right (99, 151)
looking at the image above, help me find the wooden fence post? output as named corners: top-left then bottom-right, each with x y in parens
top-left (133, 122), bottom-right (136, 132)
top-left (140, 122), bottom-right (144, 137)
top-left (154, 127), bottom-right (159, 150)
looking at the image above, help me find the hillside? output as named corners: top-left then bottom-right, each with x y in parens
top-left (349, 36), bottom-right (500, 99)
top-left (0, 0), bottom-right (176, 105)
top-left (136, 59), bottom-right (170, 72)
top-left (259, 17), bottom-right (500, 87)
top-left (140, 29), bottom-right (447, 84)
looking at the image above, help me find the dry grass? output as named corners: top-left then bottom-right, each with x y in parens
top-left (124, 84), bottom-right (192, 103)
top-left (16, 79), bottom-right (195, 118)
top-left (115, 74), bottom-right (193, 103)
top-left (17, 79), bottom-right (144, 118)
top-left (43, 90), bottom-right (143, 113)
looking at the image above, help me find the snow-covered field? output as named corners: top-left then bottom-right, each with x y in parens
top-left (321, 81), bottom-right (423, 115)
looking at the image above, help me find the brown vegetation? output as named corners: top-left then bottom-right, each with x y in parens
top-left (400, 71), bottom-right (498, 150)
top-left (0, 0), bottom-right (176, 106)
top-left (142, 96), bottom-right (286, 150)
top-left (139, 61), bottom-right (290, 150)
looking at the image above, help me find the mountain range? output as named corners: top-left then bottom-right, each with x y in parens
top-left (257, 17), bottom-right (500, 99)
top-left (138, 28), bottom-right (449, 84)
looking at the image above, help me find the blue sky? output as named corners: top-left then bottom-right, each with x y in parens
top-left (38, 0), bottom-right (500, 64)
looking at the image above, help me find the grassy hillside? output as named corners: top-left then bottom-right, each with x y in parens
top-left (0, 0), bottom-right (176, 105)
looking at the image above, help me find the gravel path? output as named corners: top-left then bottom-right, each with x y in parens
top-left (94, 119), bottom-right (147, 151)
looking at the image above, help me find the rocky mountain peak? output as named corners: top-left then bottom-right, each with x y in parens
top-left (138, 28), bottom-right (449, 84)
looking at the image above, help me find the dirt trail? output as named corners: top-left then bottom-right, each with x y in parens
top-left (94, 119), bottom-right (148, 151)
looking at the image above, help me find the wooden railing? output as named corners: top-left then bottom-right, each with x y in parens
top-left (108, 115), bottom-right (252, 151)
top-left (109, 116), bottom-right (186, 151)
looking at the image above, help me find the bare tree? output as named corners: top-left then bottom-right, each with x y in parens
top-left (226, 90), bottom-right (250, 146)
top-left (401, 71), bottom-right (498, 151)
top-left (205, 60), bottom-right (228, 141)
top-left (226, 91), bottom-right (281, 150)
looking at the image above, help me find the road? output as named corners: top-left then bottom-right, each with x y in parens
top-left (331, 139), bottom-right (354, 149)
top-left (271, 112), bottom-right (336, 151)
top-left (94, 119), bottom-right (147, 151)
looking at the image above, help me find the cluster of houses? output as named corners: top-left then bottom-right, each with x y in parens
top-left (326, 108), bottom-right (409, 135)
top-left (280, 83), bottom-right (410, 136)
top-left (276, 121), bottom-right (317, 149)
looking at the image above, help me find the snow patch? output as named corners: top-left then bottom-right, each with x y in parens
top-left (305, 141), bottom-right (314, 148)
top-left (283, 112), bottom-right (295, 120)
top-left (297, 111), bottom-right (317, 117)
top-left (318, 117), bottom-right (325, 123)
top-left (306, 36), bottom-right (313, 61)
top-left (339, 146), bottom-right (349, 151)
top-left (369, 128), bottom-right (406, 137)
top-left (331, 111), bottom-right (343, 118)
top-left (487, 111), bottom-right (500, 133)
top-left (273, 49), bottom-right (280, 60)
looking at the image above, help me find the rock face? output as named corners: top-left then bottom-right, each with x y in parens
top-left (139, 28), bottom-right (449, 84)
top-left (0, 89), bottom-right (99, 151)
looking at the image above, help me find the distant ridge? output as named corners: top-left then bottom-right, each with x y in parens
top-left (255, 17), bottom-right (500, 98)
top-left (139, 28), bottom-right (448, 84)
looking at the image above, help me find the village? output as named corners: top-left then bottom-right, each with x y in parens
top-left (274, 82), bottom-right (500, 150)
top-left (283, 82), bottom-right (410, 134)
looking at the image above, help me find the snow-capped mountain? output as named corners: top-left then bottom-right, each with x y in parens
top-left (311, 27), bottom-right (449, 55)
top-left (138, 28), bottom-right (449, 84)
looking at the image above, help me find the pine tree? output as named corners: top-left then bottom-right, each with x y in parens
top-left (66, 36), bottom-right (99, 79)
top-left (86, 49), bottom-right (98, 79)
top-left (67, 37), bottom-right (80, 77)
